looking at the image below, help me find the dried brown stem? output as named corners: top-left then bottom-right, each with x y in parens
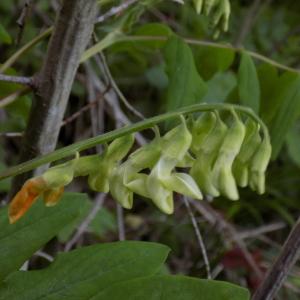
top-left (192, 200), bottom-right (264, 280)
top-left (252, 217), bottom-right (300, 300)
top-left (183, 197), bottom-right (211, 279)
top-left (96, 0), bottom-right (138, 23)
top-left (0, 74), bottom-right (33, 87)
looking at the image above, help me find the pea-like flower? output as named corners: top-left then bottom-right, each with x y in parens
top-left (88, 134), bottom-right (135, 192)
top-left (190, 112), bottom-right (216, 154)
top-left (232, 119), bottom-right (261, 187)
top-left (190, 112), bottom-right (227, 197)
top-left (9, 109), bottom-right (272, 223)
top-left (211, 111), bottom-right (246, 200)
top-left (9, 159), bottom-right (76, 224)
top-left (248, 135), bottom-right (272, 194)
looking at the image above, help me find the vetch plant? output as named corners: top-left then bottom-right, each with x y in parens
top-left (192, 0), bottom-right (231, 37)
top-left (6, 103), bottom-right (271, 224)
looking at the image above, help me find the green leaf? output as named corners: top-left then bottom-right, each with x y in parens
top-left (0, 162), bottom-right (11, 192)
top-left (0, 193), bottom-right (87, 280)
top-left (195, 47), bottom-right (235, 80)
top-left (238, 51), bottom-right (260, 114)
top-left (80, 30), bottom-right (124, 63)
top-left (0, 23), bottom-right (11, 44)
top-left (58, 201), bottom-right (116, 243)
top-left (133, 22), bottom-right (172, 49)
top-left (269, 73), bottom-right (300, 159)
top-left (145, 63), bottom-right (169, 89)
top-left (94, 275), bottom-right (250, 300)
top-left (163, 36), bottom-right (207, 113)
top-left (0, 242), bottom-right (169, 300)
top-left (286, 124), bottom-right (300, 168)
top-left (202, 71), bottom-right (236, 103)
top-left (89, 208), bottom-right (117, 237)
top-left (257, 63), bottom-right (279, 124)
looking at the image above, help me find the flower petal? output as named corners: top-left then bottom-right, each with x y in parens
top-left (8, 177), bottom-right (46, 224)
top-left (43, 186), bottom-right (64, 207)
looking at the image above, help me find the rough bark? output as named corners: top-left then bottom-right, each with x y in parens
top-left (10, 0), bottom-right (98, 196)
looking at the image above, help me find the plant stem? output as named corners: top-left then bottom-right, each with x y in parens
top-left (0, 103), bottom-right (267, 181)
top-left (0, 74), bottom-right (33, 87)
top-left (121, 35), bottom-right (300, 74)
top-left (0, 27), bottom-right (53, 73)
top-left (252, 217), bottom-right (300, 300)
top-left (96, 0), bottom-right (138, 23)
top-left (10, 0), bottom-right (99, 196)
top-left (183, 196), bottom-right (211, 279)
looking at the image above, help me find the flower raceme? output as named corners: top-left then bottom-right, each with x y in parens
top-left (192, 0), bottom-right (231, 37)
top-left (8, 112), bottom-right (271, 223)
top-left (9, 134), bottom-right (134, 223)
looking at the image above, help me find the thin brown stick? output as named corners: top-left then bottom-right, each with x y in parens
top-left (0, 132), bottom-right (23, 138)
top-left (234, 0), bottom-right (262, 47)
top-left (117, 203), bottom-right (126, 241)
top-left (252, 217), bottom-right (300, 300)
top-left (61, 85), bottom-right (110, 127)
top-left (183, 197), bottom-right (211, 279)
top-left (0, 87), bottom-right (30, 108)
top-left (96, 0), bottom-right (138, 24)
top-left (98, 52), bottom-right (146, 121)
top-left (64, 193), bottom-right (105, 251)
top-left (192, 200), bottom-right (264, 280)
top-left (0, 74), bottom-right (33, 87)
top-left (16, 0), bottom-right (33, 45)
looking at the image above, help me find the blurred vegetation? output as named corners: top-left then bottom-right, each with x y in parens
top-left (1, 0), bottom-right (300, 299)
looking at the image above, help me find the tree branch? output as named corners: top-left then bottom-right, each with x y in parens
top-left (252, 217), bottom-right (300, 300)
top-left (96, 0), bottom-right (138, 24)
top-left (0, 74), bottom-right (34, 87)
top-left (10, 0), bottom-right (98, 196)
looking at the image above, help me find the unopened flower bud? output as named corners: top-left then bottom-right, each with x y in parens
top-left (176, 152), bottom-right (195, 168)
top-left (193, 0), bottom-right (203, 14)
top-left (146, 157), bottom-right (174, 214)
top-left (42, 160), bottom-right (75, 188)
top-left (190, 112), bottom-right (227, 197)
top-left (125, 173), bottom-right (150, 199)
top-left (191, 112), bottom-right (216, 154)
top-left (43, 187), bottom-right (64, 207)
top-left (129, 137), bottom-right (161, 170)
top-left (211, 111), bottom-right (246, 200)
top-left (249, 136), bottom-right (272, 194)
top-left (163, 172), bottom-right (203, 200)
top-left (109, 164), bottom-right (134, 209)
top-left (88, 134), bottom-right (134, 192)
top-left (9, 177), bottom-right (47, 224)
top-left (161, 116), bottom-right (192, 161)
top-left (233, 119), bottom-right (261, 187)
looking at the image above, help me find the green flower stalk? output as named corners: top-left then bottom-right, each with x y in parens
top-left (7, 103), bottom-right (272, 223)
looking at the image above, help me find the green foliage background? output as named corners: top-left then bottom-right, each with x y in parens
top-left (1, 0), bottom-right (300, 299)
